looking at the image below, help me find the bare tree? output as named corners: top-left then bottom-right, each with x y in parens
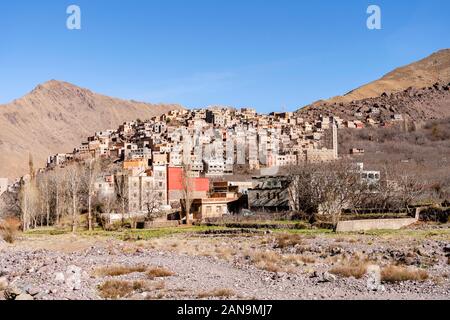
top-left (393, 170), bottom-right (426, 214)
top-left (64, 163), bottom-right (83, 233)
top-left (19, 181), bottom-right (39, 231)
top-left (36, 172), bottom-right (53, 227)
top-left (142, 179), bottom-right (162, 222)
top-left (19, 154), bottom-right (40, 231)
top-left (114, 170), bottom-right (129, 226)
top-left (180, 165), bottom-right (194, 225)
top-left (83, 158), bottom-right (100, 231)
top-left (286, 161), bottom-right (368, 229)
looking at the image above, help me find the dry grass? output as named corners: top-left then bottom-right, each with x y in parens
top-left (98, 280), bottom-right (146, 299)
top-left (381, 265), bottom-right (429, 283)
top-left (197, 288), bottom-right (235, 299)
top-left (0, 217), bottom-right (21, 244)
top-left (249, 249), bottom-right (314, 272)
top-left (330, 260), bottom-right (368, 279)
top-left (94, 265), bottom-right (147, 277)
top-left (255, 261), bottom-right (281, 273)
top-left (146, 267), bottom-right (175, 279)
top-left (274, 233), bottom-right (303, 249)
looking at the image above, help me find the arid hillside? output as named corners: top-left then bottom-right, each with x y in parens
top-left (298, 81), bottom-right (450, 122)
top-left (0, 80), bottom-right (184, 179)
top-left (312, 49), bottom-right (450, 106)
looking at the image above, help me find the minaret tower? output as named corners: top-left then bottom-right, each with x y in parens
top-left (332, 120), bottom-right (338, 159)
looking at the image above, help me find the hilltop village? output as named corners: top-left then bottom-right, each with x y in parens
top-left (5, 106), bottom-right (394, 224)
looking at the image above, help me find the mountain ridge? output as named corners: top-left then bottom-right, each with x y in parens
top-left (0, 80), bottom-right (184, 179)
top-left (304, 49), bottom-right (450, 108)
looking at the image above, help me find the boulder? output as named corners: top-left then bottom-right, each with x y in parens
top-left (54, 272), bottom-right (65, 284)
top-left (15, 293), bottom-right (34, 301)
top-left (0, 277), bottom-right (8, 291)
top-left (4, 285), bottom-right (23, 300)
top-left (366, 265), bottom-right (385, 292)
top-left (318, 272), bottom-right (336, 283)
top-left (65, 265), bottom-right (82, 291)
top-left (26, 286), bottom-right (40, 297)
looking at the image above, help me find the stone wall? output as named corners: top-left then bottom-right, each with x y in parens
top-left (336, 218), bottom-right (417, 232)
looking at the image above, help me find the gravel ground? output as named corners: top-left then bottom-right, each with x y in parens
top-left (0, 230), bottom-right (449, 300)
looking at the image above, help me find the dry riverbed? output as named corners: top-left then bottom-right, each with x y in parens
top-left (0, 225), bottom-right (449, 300)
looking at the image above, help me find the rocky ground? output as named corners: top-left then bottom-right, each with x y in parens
top-left (0, 226), bottom-right (449, 300)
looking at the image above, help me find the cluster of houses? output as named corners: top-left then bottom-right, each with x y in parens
top-left (1, 107), bottom-right (383, 223)
top-left (48, 107), bottom-right (342, 175)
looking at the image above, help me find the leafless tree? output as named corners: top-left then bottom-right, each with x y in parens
top-left (392, 170), bottom-right (426, 214)
top-left (142, 180), bottom-right (162, 222)
top-left (36, 172), bottom-right (53, 227)
top-left (181, 164), bottom-right (194, 225)
top-left (114, 170), bottom-right (129, 226)
top-left (19, 154), bottom-right (40, 231)
top-left (83, 158), bottom-right (100, 231)
top-left (19, 181), bottom-right (39, 231)
top-left (64, 163), bottom-right (83, 233)
top-left (286, 161), bottom-right (369, 228)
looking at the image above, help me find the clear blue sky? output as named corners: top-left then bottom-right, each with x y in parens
top-left (0, 0), bottom-right (449, 113)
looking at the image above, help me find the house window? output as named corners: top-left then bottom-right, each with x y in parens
top-left (159, 182), bottom-right (163, 188)
top-left (206, 206), bottom-right (212, 214)
top-left (159, 192), bottom-right (163, 198)
top-left (256, 193), bottom-right (260, 200)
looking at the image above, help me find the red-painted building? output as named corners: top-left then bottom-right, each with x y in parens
top-left (167, 167), bottom-right (209, 207)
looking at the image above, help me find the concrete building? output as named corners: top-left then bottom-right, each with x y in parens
top-left (248, 176), bottom-right (292, 212)
top-left (128, 175), bottom-right (156, 212)
top-left (94, 175), bottom-right (115, 199)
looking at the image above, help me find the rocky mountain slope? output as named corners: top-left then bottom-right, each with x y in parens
top-left (298, 82), bottom-right (450, 123)
top-left (315, 49), bottom-right (450, 105)
top-left (0, 80), bottom-right (183, 179)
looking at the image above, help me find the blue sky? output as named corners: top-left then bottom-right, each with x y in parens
top-left (0, 0), bottom-right (449, 113)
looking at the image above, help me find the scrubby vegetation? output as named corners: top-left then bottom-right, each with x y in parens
top-left (197, 288), bottom-right (235, 299)
top-left (330, 259), bottom-right (368, 279)
top-left (0, 217), bottom-right (21, 243)
top-left (94, 265), bottom-right (147, 277)
top-left (146, 267), bottom-right (175, 279)
top-left (98, 280), bottom-right (147, 299)
top-left (381, 265), bottom-right (429, 283)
